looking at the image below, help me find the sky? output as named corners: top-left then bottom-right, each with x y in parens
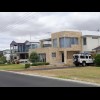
top-left (0, 12), bottom-right (100, 50)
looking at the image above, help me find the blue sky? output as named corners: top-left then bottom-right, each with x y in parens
top-left (0, 12), bottom-right (100, 50)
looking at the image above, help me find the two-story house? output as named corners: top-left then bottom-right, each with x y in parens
top-left (29, 31), bottom-right (82, 66)
top-left (10, 40), bottom-right (39, 62)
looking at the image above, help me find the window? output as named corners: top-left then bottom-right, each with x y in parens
top-left (86, 56), bottom-right (88, 59)
top-left (65, 37), bottom-right (71, 47)
top-left (74, 55), bottom-right (79, 59)
top-left (53, 39), bottom-right (57, 47)
top-left (59, 37), bottom-right (79, 48)
top-left (71, 37), bottom-right (78, 45)
top-left (83, 37), bottom-right (86, 45)
top-left (92, 37), bottom-right (98, 39)
top-left (59, 37), bottom-right (64, 48)
top-left (89, 56), bottom-right (92, 59)
top-left (52, 53), bottom-right (56, 57)
top-left (80, 56), bottom-right (85, 59)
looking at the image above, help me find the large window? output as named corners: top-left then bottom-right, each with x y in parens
top-left (59, 37), bottom-right (78, 48)
top-left (83, 37), bottom-right (87, 45)
top-left (53, 39), bottom-right (57, 47)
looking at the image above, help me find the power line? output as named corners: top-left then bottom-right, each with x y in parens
top-left (0, 12), bottom-right (40, 32)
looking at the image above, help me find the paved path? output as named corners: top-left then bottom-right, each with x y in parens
top-left (0, 71), bottom-right (99, 87)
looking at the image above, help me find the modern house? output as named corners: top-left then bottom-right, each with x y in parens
top-left (29, 31), bottom-right (82, 66)
top-left (3, 49), bottom-right (11, 61)
top-left (10, 40), bottom-right (39, 62)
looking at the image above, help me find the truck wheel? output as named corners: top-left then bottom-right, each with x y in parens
top-left (82, 62), bottom-right (86, 66)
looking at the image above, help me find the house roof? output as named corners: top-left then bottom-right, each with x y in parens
top-left (40, 38), bottom-right (51, 41)
top-left (10, 41), bottom-right (17, 45)
top-left (82, 35), bottom-right (100, 38)
top-left (93, 46), bottom-right (100, 50)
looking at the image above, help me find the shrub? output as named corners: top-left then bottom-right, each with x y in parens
top-left (16, 60), bottom-right (20, 64)
top-left (31, 62), bottom-right (49, 66)
top-left (45, 62), bottom-right (49, 65)
top-left (12, 61), bottom-right (15, 64)
top-left (0, 56), bottom-right (7, 64)
top-left (25, 64), bottom-right (30, 68)
top-left (29, 52), bottom-right (39, 63)
top-left (0, 61), bottom-right (4, 64)
top-left (94, 54), bottom-right (100, 66)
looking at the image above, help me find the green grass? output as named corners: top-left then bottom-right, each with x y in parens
top-left (0, 64), bottom-right (25, 70)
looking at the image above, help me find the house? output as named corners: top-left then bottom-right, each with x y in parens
top-left (82, 35), bottom-right (100, 53)
top-left (29, 31), bottom-right (82, 66)
top-left (10, 40), bottom-right (39, 62)
top-left (3, 49), bottom-right (11, 61)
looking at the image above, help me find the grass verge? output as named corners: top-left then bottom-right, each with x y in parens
top-left (16, 66), bottom-right (100, 84)
top-left (0, 64), bottom-right (25, 70)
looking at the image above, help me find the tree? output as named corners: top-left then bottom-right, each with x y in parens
top-left (29, 52), bottom-right (39, 63)
top-left (0, 56), bottom-right (7, 64)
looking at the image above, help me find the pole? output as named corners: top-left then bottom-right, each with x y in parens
top-left (30, 33), bottom-right (32, 49)
top-left (98, 29), bottom-right (99, 46)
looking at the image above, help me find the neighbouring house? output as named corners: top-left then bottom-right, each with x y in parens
top-left (29, 31), bottom-right (82, 66)
top-left (10, 40), bottom-right (40, 62)
top-left (82, 35), bottom-right (100, 53)
top-left (3, 49), bottom-right (11, 61)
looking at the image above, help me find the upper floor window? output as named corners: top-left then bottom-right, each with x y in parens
top-left (71, 37), bottom-right (78, 45)
top-left (83, 37), bottom-right (87, 45)
top-left (53, 38), bottom-right (57, 47)
top-left (59, 37), bottom-right (78, 48)
top-left (92, 37), bottom-right (98, 39)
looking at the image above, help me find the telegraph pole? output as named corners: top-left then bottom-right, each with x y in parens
top-left (97, 29), bottom-right (99, 46)
top-left (30, 33), bottom-right (32, 49)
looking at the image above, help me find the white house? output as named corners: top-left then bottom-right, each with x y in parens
top-left (3, 49), bottom-right (11, 61)
top-left (81, 30), bottom-right (100, 53)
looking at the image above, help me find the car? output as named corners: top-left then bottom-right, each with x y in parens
top-left (73, 53), bottom-right (94, 66)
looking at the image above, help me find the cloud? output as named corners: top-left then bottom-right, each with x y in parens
top-left (0, 12), bottom-right (100, 50)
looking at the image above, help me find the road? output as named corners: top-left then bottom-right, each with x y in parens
top-left (0, 71), bottom-right (99, 87)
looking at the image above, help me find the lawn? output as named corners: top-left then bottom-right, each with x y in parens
top-left (0, 64), bottom-right (25, 70)
top-left (17, 66), bottom-right (100, 84)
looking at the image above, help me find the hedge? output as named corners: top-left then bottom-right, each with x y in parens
top-left (94, 54), bottom-right (100, 66)
top-left (25, 64), bottom-right (30, 68)
top-left (31, 62), bottom-right (49, 66)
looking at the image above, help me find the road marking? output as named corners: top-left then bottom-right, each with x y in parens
top-left (0, 70), bottom-right (100, 86)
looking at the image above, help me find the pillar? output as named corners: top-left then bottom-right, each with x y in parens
top-left (64, 50), bottom-right (67, 64)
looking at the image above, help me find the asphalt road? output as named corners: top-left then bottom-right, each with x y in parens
top-left (0, 71), bottom-right (99, 87)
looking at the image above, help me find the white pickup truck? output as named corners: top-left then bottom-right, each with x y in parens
top-left (73, 53), bottom-right (94, 66)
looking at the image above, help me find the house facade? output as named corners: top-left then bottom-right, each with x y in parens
top-left (3, 49), bottom-right (11, 61)
top-left (10, 40), bottom-right (39, 61)
top-left (82, 35), bottom-right (100, 53)
top-left (29, 31), bottom-right (82, 66)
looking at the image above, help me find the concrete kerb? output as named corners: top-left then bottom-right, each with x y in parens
top-left (0, 70), bottom-right (100, 87)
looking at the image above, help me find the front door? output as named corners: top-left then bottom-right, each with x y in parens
top-left (62, 52), bottom-right (64, 62)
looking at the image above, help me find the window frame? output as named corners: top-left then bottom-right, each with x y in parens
top-left (52, 52), bottom-right (56, 58)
